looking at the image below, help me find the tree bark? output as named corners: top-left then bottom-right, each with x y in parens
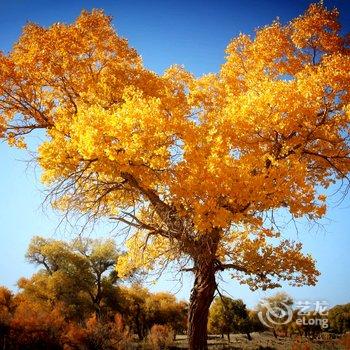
top-left (188, 261), bottom-right (216, 350)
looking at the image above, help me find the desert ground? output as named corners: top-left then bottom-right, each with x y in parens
top-left (158, 332), bottom-right (348, 350)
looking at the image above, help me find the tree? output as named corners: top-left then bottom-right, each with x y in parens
top-left (1, 4), bottom-right (350, 349)
top-left (119, 285), bottom-right (187, 339)
top-left (9, 295), bottom-right (65, 350)
top-left (248, 310), bottom-right (266, 334)
top-left (328, 303), bottom-right (350, 334)
top-left (119, 284), bottom-right (150, 340)
top-left (256, 292), bottom-right (294, 338)
top-left (23, 236), bottom-right (120, 320)
top-left (0, 287), bottom-right (14, 350)
top-left (144, 292), bottom-right (188, 338)
top-left (209, 296), bottom-right (252, 342)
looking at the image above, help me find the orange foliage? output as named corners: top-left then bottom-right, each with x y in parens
top-left (9, 297), bottom-right (65, 349)
top-left (147, 324), bottom-right (174, 349)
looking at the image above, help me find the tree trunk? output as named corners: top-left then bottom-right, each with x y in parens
top-left (273, 328), bottom-right (277, 338)
top-left (135, 303), bottom-right (143, 340)
top-left (0, 327), bottom-right (8, 350)
top-left (188, 262), bottom-right (216, 350)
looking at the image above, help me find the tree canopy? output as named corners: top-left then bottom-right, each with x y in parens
top-left (328, 304), bottom-right (350, 334)
top-left (209, 296), bottom-right (253, 342)
top-left (22, 236), bottom-right (119, 319)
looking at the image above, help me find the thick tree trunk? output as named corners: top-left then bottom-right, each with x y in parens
top-left (188, 262), bottom-right (216, 350)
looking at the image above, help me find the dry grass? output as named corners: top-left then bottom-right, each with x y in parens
top-left (165, 332), bottom-right (347, 350)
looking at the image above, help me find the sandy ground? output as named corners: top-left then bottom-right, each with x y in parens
top-left (169, 332), bottom-right (347, 349)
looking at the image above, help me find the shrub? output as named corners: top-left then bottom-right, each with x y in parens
top-left (147, 324), bottom-right (174, 349)
top-left (62, 314), bottom-right (131, 350)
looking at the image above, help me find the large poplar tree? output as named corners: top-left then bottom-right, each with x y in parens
top-left (1, 4), bottom-right (349, 349)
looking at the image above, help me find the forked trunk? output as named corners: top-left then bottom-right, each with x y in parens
top-left (188, 262), bottom-right (216, 350)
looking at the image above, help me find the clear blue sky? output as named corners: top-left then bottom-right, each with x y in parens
top-left (1, 0), bottom-right (349, 308)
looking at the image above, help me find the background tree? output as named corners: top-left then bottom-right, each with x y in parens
top-left (144, 292), bottom-right (188, 338)
top-left (328, 304), bottom-right (350, 334)
top-left (209, 296), bottom-right (252, 342)
top-left (209, 296), bottom-right (232, 340)
top-left (1, 280), bottom-right (187, 349)
top-left (119, 285), bottom-right (187, 340)
top-left (0, 287), bottom-right (14, 350)
top-left (119, 284), bottom-right (149, 340)
top-left (23, 236), bottom-right (120, 320)
top-left (7, 293), bottom-right (131, 350)
top-left (248, 310), bottom-right (266, 334)
top-left (1, 3), bottom-right (350, 349)
top-left (9, 295), bottom-right (65, 350)
top-left (256, 292), bottom-right (294, 338)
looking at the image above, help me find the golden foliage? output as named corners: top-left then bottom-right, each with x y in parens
top-left (1, 3), bottom-right (350, 289)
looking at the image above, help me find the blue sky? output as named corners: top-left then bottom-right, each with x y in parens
top-left (1, 0), bottom-right (350, 308)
